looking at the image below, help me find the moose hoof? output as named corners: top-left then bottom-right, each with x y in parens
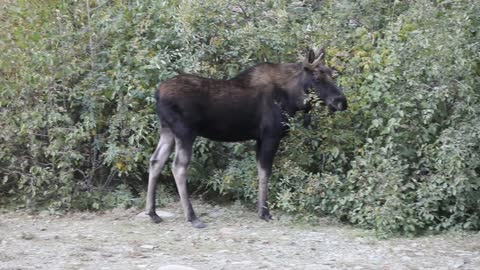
top-left (149, 214), bottom-right (163, 224)
top-left (190, 219), bottom-right (206, 229)
top-left (259, 210), bottom-right (272, 221)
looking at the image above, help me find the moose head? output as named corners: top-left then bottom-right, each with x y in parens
top-left (300, 48), bottom-right (348, 113)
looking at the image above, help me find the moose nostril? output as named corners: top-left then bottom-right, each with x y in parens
top-left (337, 102), bottom-right (343, 111)
top-left (333, 96), bottom-right (347, 111)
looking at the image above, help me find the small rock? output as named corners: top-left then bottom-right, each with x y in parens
top-left (231, 261), bottom-right (254, 265)
top-left (20, 232), bottom-right (35, 240)
top-left (157, 210), bottom-right (176, 218)
top-left (400, 256), bottom-right (412, 261)
top-left (140, 244), bottom-right (156, 250)
top-left (136, 211), bottom-right (175, 220)
top-left (449, 259), bottom-right (466, 269)
top-left (39, 210), bottom-right (51, 217)
top-left (219, 227), bottom-right (237, 235)
top-left (127, 251), bottom-right (147, 258)
top-left (356, 237), bottom-right (374, 245)
top-left (277, 213), bottom-right (294, 222)
top-left (157, 265), bottom-right (198, 270)
top-left (208, 209), bottom-right (223, 218)
top-left (259, 262), bottom-right (276, 268)
top-left (305, 264), bottom-right (328, 270)
top-left (135, 212), bottom-right (149, 220)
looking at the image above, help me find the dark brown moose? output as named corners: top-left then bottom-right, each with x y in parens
top-left (146, 48), bottom-right (347, 228)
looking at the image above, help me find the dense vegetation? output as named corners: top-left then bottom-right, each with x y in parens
top-left (1, 0), bottom-right (479, 236)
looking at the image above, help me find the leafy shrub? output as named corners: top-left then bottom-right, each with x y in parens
top-left (1, 0), bottom-right (479, 236)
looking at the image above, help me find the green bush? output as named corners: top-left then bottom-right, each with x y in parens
top-left (1, 0), bottom-right (479, 236)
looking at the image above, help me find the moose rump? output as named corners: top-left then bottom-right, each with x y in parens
top-left (146, 48), bottom-right (347, 228)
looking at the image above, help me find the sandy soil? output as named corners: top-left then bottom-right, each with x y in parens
top-left (1, 201), bottom-right (479, 270)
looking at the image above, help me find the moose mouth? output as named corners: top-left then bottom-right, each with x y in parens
top-left (328, 102), bottom-right (346, 113)
top-left (326, 96), bottom-right (348, 113)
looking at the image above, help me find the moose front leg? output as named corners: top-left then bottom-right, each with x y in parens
top-left (256, 137), bottom-right (280, 221)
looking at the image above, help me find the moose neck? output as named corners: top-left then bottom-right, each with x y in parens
top-left (272, 64), bottom-right (310, 116)
top-left (230, 63), bottom-right (309, 116)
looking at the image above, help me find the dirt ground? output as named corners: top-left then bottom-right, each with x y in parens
top-left (1, 201), bottom-right (479, 270)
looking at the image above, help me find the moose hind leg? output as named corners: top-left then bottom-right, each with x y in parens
top-left (172, 135), bottom-right (205, 228)
top-left (146, 128), bottom-right (174, 223)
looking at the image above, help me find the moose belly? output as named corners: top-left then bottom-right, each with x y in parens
top-left (195, 113), bottom-right (259, 142)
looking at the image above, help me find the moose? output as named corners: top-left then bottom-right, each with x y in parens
top-left (146, 48), bottom-right (347, 228)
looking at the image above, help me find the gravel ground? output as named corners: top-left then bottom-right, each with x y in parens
top-left (1, 201), bottom-right (479, 270)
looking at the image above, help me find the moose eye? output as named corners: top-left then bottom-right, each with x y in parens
top-left (318, 67), bottom-right (331, 75)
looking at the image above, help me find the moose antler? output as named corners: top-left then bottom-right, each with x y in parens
top-left (312, 47), bottom-right (325, 66)
top-left (298, 47), bottom-right (325, 70)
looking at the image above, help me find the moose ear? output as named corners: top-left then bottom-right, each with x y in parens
top-left (307, 48), bottom-right (315, 63)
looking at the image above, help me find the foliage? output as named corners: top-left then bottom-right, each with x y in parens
top-left (1, 0), bottom-right (479, 236)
